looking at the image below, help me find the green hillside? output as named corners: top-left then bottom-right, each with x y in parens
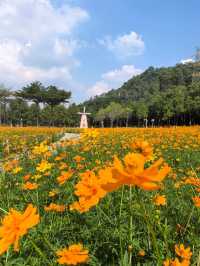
top-left (79, 62), bottom-right (200, 126)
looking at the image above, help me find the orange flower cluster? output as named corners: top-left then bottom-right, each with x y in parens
top-left (56, 244), bottom-right (89, 265)
top-left (70, 144), bottom-right (170, 213)
top-left (22, 182), bottom-right (38, 190)
top-left (57, 170), bottom-right (73, 185)
top-left (0, 204), bottom-right (39, 255)
top-left (44, 203), bottom-right (66, 212)
top-left (163, 244), bottom-right (192, 266)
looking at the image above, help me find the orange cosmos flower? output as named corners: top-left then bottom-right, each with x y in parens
top-left (0, 204), bottom-right (39, 254)
top-left (56, 244), bottom-right (89, 265)
top-left (23, 174), bottom-right (31, 181)
top-left (70, 148), bottom-right (170, 212)
top-left (131, 140), bottom-right (153, 160)
top-left (74, 155), bottom-right (84, 163)
top-left (163, 257), bottom-right (191, 266)
top-left (134, 158), bottom-right (171, 190)
top-left (44, 203), bottom-right (66, 212)
top-left (163, 258), bottom-right (182, 266)
top-left (153, 195), bottom-right (167, 206)
top-left (100, 153), bottom-right (170, 192)
top-left (70, 171), bottom-right (106, 213)
top-left (192, 196), bottom-right (200, 207)
top-left (57, 170), bottom-right (73, 185)
top-left (163, 244), bottom-right (192, 266)
top-left (175, 244), bottom-right (192, 261)
top-left (22, 182), bottom-right (38, 190)
top-left (184, 177), bottom-right (200, 187)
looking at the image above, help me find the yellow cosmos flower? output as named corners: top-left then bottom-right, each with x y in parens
top-left (36, 160), bottom-right (52, 173)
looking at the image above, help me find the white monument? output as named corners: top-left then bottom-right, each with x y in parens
top-left (78, 107), bottom-right (91, 128)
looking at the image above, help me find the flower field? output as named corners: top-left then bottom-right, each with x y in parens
top-left (0, 126), bottom-right (200, 265)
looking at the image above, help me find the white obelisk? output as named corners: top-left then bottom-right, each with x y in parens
top-left (78, 107), bottom-right (91, 128)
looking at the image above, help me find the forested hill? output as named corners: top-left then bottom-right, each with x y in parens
top-left (79, 62), bottom-right (200, 126)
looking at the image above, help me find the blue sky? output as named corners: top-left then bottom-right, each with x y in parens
top-left (0, 0), bottom-right (199, 102)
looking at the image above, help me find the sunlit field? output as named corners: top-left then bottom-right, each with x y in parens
top-left (0, 126), bottom-right (200, 265)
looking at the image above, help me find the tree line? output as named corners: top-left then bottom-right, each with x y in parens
top-left (1, 57), bottom-right (200, 128)
top-left (0, 82), bottom-right (72, 127)
top-left (93, 82), bottom-right (200, 127)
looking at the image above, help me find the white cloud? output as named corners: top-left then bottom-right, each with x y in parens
top-left (0, 39), bottom-right (72, 85)
top-left (100, 31), bottom-right (145, 58)
top-left (102, 65), bottom-right (142, 83)
top-left (54, 39), bottom-right (79, 57)
top-left (0, 0), bottom-right (89, 41)
top-left (87, 65), bottom-right (142, 97)
top-left (0, 0), bottom-right (89, 88)
top-left (180, 58), bottom-right (194, 64)
top-left (87, 81), bottom-right (109, 97)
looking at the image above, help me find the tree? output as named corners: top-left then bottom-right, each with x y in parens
top-left (16, 81), bottom-right (45, 126)
top-left (121, 106), bottom-right (132, 127)
top-left (135, 101), bottom-right (148, 126)
top-left (104, 102), bottom-right (123, 127)
top-left (43, 86), bottom-right (71, 108)
top-left (95, 108), bottom-right (107, 127)
top-left (25, 103), bottom-right (41, 126)
top-left (0, 85), bottom-right (11, 125)
top-left (7, 98), bottom-right (29, 126)
top-left (40, 105), bottom-right (68, 127)
top-left (16, 81), bottom-right (44, 104)
top-left (66, 104), bottom-right (80, 127)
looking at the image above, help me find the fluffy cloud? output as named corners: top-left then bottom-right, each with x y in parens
top-left (102, 65), bottom-right (142, 83)
top-left (180, 58), bottom-right (194, 64)
top-left (100, 31), bottom-right (145, 58)
top-left (0, 0), bottom-right (89, 88)
top-left (87, 81), bottom-right (109, 97)
top-left (87, 65), bottom-right (142, 97)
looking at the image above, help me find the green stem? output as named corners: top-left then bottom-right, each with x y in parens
top-left (182, 206), bottom-right (195, 235)
top-left (136, 190), bottom-right (162, 265)
top-left (97, 205), bottom-right (116, 226)
top-left (129, 186), bottom-right (133, 265)
top-left (119, 186), bottom-right (125, 261)
top-left (41, 233), bottom-right (56, 253)
top-left (29, 237), bottom-right (51, 266)
top-left (119, 186), bottom-right (124, 218)
top-left (0, 207), bottom-right (8, 214)
top-left (5, 249), bottom-right (9, 265)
